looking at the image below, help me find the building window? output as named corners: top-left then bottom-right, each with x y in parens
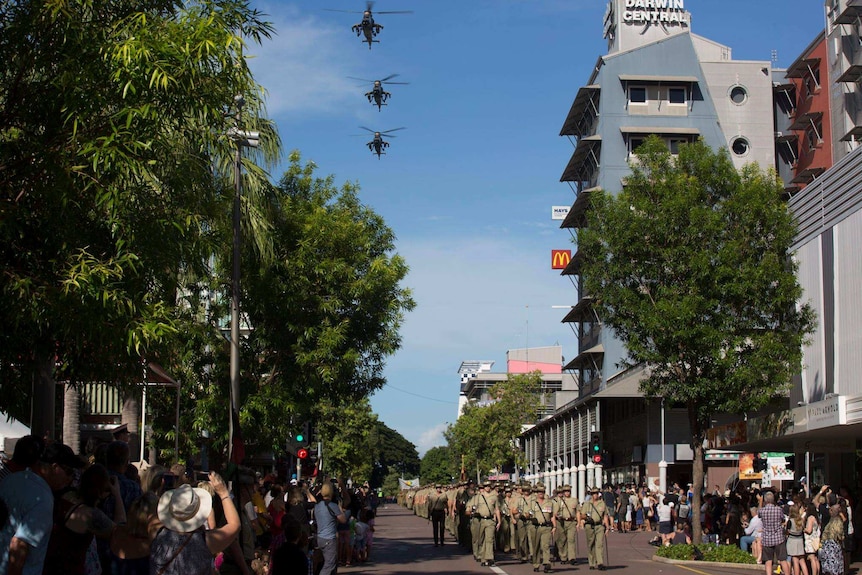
top-left (731, 137), bottom-right (750, 156)
top-left (668, 87), bottom-right (687, 105)
top-left (729, 85), bottom-right (748, 105)
top-left (669, 138), bottom-right (687, 155)
top-left (628, 136), bottom-right (646, 157)
top-left (629, 86), bottom-right (647, 104)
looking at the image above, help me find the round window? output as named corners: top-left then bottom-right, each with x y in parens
top-left (729, 85), bottom-right (748, 105)
top-left (731, 137), bottom-right (750, 156)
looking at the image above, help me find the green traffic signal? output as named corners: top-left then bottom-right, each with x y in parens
top-left (296, 434), bottom-right (304, 443)
top-left (592, 443), bottom-right (600, 452)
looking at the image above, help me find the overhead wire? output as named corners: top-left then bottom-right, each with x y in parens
top-left (382, 382), bottom-right (458, 404)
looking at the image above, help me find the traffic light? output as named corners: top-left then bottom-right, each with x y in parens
top-left (590, 431), bottom-right (603, 464)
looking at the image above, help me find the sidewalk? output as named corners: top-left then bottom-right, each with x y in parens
top-left (339, 504), bottom-right (775, 575)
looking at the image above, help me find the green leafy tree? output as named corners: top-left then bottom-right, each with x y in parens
top-left (579, 137), bottom-right (816, 543)
top-left (171, 153), bottom-right (415, 460)
top-left (445, 373), bottom-right (541, 480)
top-left (0, 0), bottom-right (277, 437)
top-left (421, 445), bottom-right (456, 485)
top-left (313, 399), bottom-right (378, 481)
top-left (370, 421), bottom-right (420, 488)
top-left (382, 469), bottom-right (401, 498)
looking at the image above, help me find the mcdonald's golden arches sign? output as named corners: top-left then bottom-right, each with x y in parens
top-left (551, 250), bottom-right (571, 270)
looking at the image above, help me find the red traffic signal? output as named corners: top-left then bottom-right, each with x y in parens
top-left (297, 448), bottom-right (309, 460)
top-left (592, 454), bottom-right (603, 464)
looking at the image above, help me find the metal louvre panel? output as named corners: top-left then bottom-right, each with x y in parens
top-left (790, 145), bottom-right (862, 250)
top-left (833, 211), bottom-right (862, 397)
top-left (798, 240), bottom-right (825, 402)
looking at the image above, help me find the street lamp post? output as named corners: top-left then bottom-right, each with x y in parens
top-left (227, 95), bottom-right (259, 462)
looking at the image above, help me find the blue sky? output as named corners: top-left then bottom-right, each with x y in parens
top-left (246, 0), bottom-right (826, 456)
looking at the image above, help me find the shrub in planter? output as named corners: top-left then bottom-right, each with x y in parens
top-left (655, 544), bottom-right (757, 564)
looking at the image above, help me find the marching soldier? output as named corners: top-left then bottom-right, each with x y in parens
top-left (474, 480), bottom-right (502, 567)
top-left (511, 483), bottom-right (531, 563)
top-left (428, 484), bottom-right (449, 546)
top-left (528, 483), bottom-right (557, 573)
top-left (554, 484), bottom-right (580, 565)
top-left (457, 482), bottom-right (474, 550)
top-left (581, 487), bottom-right (609, 570)
top-left (498, 485), bottom-right (514, 553)
top-left (467, 484), bottom-right (482, 561)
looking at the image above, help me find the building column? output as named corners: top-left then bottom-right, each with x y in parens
top-left (586, 461), bottom-right (596, 491)
top-left (594, 464), bottom-right (603, 489)
top-left (577, 464), bottom-right (587, 502)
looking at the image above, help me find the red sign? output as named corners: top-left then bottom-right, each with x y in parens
top-left (552, 250), bottom-right (572, 270)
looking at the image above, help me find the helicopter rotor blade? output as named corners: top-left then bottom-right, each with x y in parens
top-left (347, 76), bottom-right (375, 83)
top-left (359, 126), bottom-right (377, 133)
top-left (380, 73), bottom-right (400, 82)
top-left (383, 81), bottom-right (410, 85)
top-left (376, 10), bottom-right (413, 14)
top-left (381, 127), bottom-right (406, 134)
top-left (366, 1), bottom-right (374, 11)
top-left (322, 8), bottom-right (364, 13)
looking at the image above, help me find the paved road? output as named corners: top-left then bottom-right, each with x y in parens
top-left (338, 504), bottom-right (771, 575)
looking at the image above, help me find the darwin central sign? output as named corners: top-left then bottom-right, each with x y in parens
top-left (623, 0), bottom-right (690, 27)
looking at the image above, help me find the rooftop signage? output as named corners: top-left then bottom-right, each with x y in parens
top-left (623, 0), bottom-right (690, 29)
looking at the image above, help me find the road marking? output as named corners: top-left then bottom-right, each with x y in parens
top-left (672, 563), bottom-right (727, 575)
top-left (490, 567), bottom-right (507, 575)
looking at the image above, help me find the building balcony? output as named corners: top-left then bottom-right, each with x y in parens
top-left (831, 0), bottom-right (862, 24)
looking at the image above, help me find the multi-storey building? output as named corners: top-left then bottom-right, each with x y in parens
top-left (707, 0), bottom-right (862, 490)
top-left (458, 346), bottom-right (578, 422)
top-left (522, 0), bottom-right (784, 495)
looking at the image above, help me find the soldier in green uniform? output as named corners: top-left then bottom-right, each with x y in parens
top-left (474, 480), bottom-right (502, 566)
top-left (467, 485), bottom-right (482, 561)
top-left (499, 485), bottom-right (514, 553)
top-left (457, 482), bottom-right (473, 550)
top-left (554, 484), bottom-right (580, 565)
top-left (528, 483), bottom-right (557, 573)
top-left (428, 484), bottom-right (449, 546)
top-left (581, 487), bottom-right (609, 570)
top-left (511, 483), bottom-right (531, 563)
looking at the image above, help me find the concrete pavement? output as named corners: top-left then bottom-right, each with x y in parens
top-left (338, 504), bottom-right (767, 575)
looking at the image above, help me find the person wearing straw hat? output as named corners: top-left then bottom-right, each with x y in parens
top-left (149, 471), bottom-right (240, 575)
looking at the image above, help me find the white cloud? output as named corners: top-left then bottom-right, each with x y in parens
top-left (246, 4), bottom-right (363, 117)
top-left (416, 423), bottom-right (448, 457)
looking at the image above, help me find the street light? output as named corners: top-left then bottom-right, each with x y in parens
top-left (227, 95), bottom-right (259, 462)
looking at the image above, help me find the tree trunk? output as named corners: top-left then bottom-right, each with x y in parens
top-left (31, 346), bottom-right (56, 440)
top-left (691, 434), bottom-right (705, 544)
top-left (688, 401), bottom-right (706, 544)
top-left (63, 385), bottom-right (80, 454)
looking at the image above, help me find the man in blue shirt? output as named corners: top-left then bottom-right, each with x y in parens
top-left (315, 481), bottom-right (347, 575)
top-left (0, 442), bottom-right (82, 575)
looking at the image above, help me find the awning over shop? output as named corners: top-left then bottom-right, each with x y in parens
top-left (561, 249), bottom-right (583, 276)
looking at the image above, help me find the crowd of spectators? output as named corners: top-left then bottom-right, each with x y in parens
top-left (0, 434), bottom-right (380, 575)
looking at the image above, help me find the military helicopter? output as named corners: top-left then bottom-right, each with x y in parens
top-left (325, 2), bottom-right (413, 49)
top-left (348, 74), bottom-right (409, 111)
top-left (360, 126), bottom-right (405, 158)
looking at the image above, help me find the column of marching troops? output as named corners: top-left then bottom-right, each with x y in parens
top-left (400, 481), bottom-right (612, 573)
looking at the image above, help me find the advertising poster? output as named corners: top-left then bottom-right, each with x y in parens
top-left (739, 453), bottom-right (763, 480)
